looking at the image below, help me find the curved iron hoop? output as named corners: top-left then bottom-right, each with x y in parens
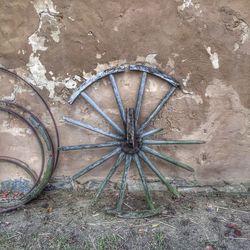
top-left (68, 64), bottom-right (180, 104)
top-left (0, 156), bottom-right (38, 183)
top-left (0, 102), bottom-right (54, 213)
top-left (0, 68), bottom-right (60, 169)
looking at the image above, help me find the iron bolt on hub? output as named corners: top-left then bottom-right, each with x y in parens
top-left (122, 108), bottom-right (142, 154)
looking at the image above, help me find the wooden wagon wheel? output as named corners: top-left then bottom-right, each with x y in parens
top-left (60, 64), bottom-right (204, 218)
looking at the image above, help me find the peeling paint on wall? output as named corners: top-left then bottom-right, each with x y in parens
top-left (182, 72), bottom-right (191, 87)
top-left (1, 85), bottom-right (31, 101)
top-left (206, 47), bottom-right (219, 69)
top-left (178, 0), bottom-right (194, 11)
top-left (185, 79), bottom-right (248, 141)
top-left (27, 0), bottom-right (61, 98)
top-left (234, 19), bottom-right (249, 51)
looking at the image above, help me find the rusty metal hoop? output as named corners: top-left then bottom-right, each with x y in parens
top-left (0, 101), bottom-right (54, 213)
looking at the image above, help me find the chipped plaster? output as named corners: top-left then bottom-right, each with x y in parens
top-left (26, 0), bottom-right (63, 98)
top-left (178, 0), bottom-right (194, 11)
top-left (206, 47), bottom-right (219, 69)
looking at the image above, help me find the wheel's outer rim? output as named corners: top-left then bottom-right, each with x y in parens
top-left (0, 67), bottom-right (60, 170)
top-left (0, 101), bottom-right (54, 212)
top-left (69, 64), bottom-right (180, 104)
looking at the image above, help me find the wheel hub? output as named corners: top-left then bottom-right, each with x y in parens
top-left (121, 108), bottom-right (142, 154)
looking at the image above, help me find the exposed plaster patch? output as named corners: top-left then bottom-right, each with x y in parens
top-left (166, 58), bottom-right (175, 74)
top-left (233, 43), bottom-right (240, 52)
top-left (33, 0), bottom-right (59, 14)
top-left (206, 47), bottom-right (219, 69)
top-left (1, 121), bottom-right (31, 137)
top-left (167, 58), bottom-right (175, 69)
top-left (27, 54), bottom-right (58, 98)
top-left (96, 53), bottom-right (102, 59)
top-left (145, 54), bottom-right (158, 64)
top-left (68, 16), bottom-right (75, 21)
top-left (175, 90), bottom-right (203, 105)
top-left (2, 93), bottom-right (16, 102)
top-left (24, 0), bottom-right (81, 99)
top-left (32, 0), bottom-right (61, 44)
top-left (178, 0), bottom-right (194, 11)
top-left (1, 85), bottom-right (31, 101)
top-left (232, 18), bottom-right (249, 51)
top-left (74, 75), bottom-right (82, 82)
top-left (18, 50), bottom-right (26, 55)
top-left (82, 71), bottom-right (94, 80)
top-left (239, 20), bottom-right (249, 44)
top-left (194, 3), bottom-right (200, 9)
top-left (28, 33), bottom-right (47, 53)
top-left (173, 72), bottom-right (203, 105)
top-left (233, 16), bottom-right (250, 44)
top-left (177, 0), bottom-right (202, 17)
top-left (26, 0), bottom-right (63, 98)
top-left (184, 79), bottom-right (248, 141)
top-left (80, 60), bottom-right (128, 84)
top-left (182, 72), bottom-right (191, 87)
top-left (94, 60), bottom-right (127, 73)
top-left (64, 78), bottom-right (77, 89)
top-left (50, 28), bottom-right (60, 43)
top-left (175, 79), bottom-right (249, 171)
top-left (147, 79), bottom-right (158, 93)
top-left (221, 10), bottom-right (249, 52)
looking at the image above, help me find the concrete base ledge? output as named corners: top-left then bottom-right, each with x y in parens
top-left (46, 176), bottom-right (250, 195)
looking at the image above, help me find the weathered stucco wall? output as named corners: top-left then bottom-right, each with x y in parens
top-left (0, 0), bottom-right (250, 186)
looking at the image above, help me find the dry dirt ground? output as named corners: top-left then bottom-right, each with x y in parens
top-left (0, 189), bottom-right (250, 250)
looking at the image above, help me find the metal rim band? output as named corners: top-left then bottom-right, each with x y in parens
top-left (0, 68), bottom-right (60, 169)
top-left (69, 64), bottom-right (180, 104)
top-left (0, 103), bottom-right (54, 212)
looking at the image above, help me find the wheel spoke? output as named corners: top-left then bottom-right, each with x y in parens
top-left (138, 151), bottom-right (179, 197)
top-left (81, 92), bottom-right (124, 135)
top-left (93, 152), bottom-right (125, 204)
top-left (138, 86), bottom-right (176, 133)
top-left (143, 140), bottom-right (205, 145)
top-left (141, 128), bottom-right (163, 138)
top-left (116, 154), bottom-right (132, 211)
top-left (64, 116), bottom-right (123, 140)
top-left (72, 147), bottom-right (121, 180)
top-left (68, 65), bottom-right (126, 104)
top-left (59, 141), bottom-right (121, 151)
top-left (133, 154), bottom-right (154, 210)
top-left (135, 72), bottom-right (147, 123)
top-left (142, 146), bottom-right (194, 172)
top-left (109, 74), bottom-right (126, 125)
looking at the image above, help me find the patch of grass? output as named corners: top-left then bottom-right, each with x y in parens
top-left (149, 231), bottom-right (166, 250)
top-left (95, 235), bottom-right (122, 250)
top-left (0, 232), bottom-right (24, 250)
top-left (46, 235), bottom-right (91, 250)
top-left (54, 236), bottom-right (72, 250)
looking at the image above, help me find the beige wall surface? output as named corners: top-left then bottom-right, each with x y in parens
top-left (0, 0), bottom-right (249, 186)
